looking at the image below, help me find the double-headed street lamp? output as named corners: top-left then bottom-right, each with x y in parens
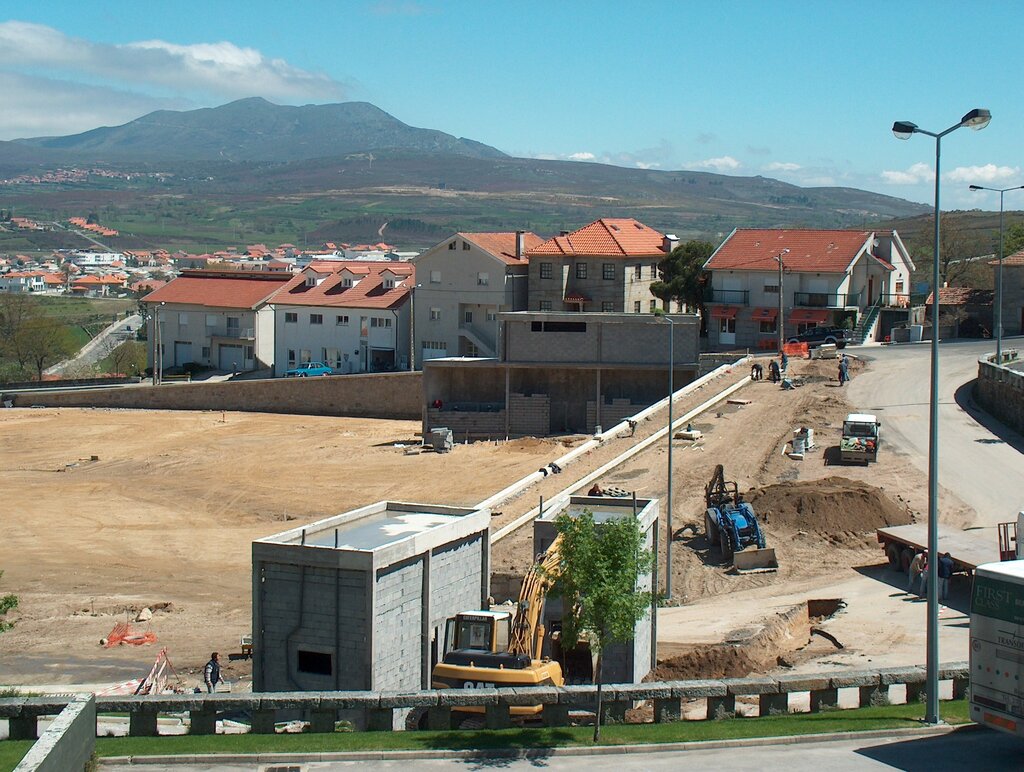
top-left (968, 183), bottom-right (1024, 364)
top-left (891, 107), bottom-right (991, 725)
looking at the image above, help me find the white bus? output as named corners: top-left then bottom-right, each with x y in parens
top-left (970, 559), bottom-right (1024, 737)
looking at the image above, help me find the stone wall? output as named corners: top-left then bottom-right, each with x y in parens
top-left (4, 371), bottom-right (422, 420)
top-left (977, 353), bottom-right (1024, 434)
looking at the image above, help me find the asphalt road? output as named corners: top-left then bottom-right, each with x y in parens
top-left (99, 725), bottom-right (1022, 771)
top-left (45, 312), bottom-right (142, 377)
top-left (846, 338), bottom-right (1024, 528)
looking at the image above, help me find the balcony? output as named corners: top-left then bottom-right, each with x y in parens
top-left (210, 326), bottom-right (255, 340)
top-left (792, 291), bottom-right (860, 308)
top-left (706, 289), bottom-right (749, 305)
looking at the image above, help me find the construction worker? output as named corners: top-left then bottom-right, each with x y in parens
top-left (204, 652), bottom-right (221, 693)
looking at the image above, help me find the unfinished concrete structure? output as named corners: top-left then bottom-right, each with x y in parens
top-left (252, 501), bottom-right (490, 695)
top-left (532, 494), bottom-right (658, 684)
top-left (423, 311), bottom-right (700, 438)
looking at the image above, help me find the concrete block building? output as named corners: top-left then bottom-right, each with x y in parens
top-left (423, 311), bottom-right (700, 438)
top-left (533, 495), bottom-right (658, 684)
top-left (252, 501), bottom-right (490, 695)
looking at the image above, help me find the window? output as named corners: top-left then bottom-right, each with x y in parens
top-left (448, 241), bottom-right (456, 250)
top-left (244, 345), bottom-right (253, 360)
top-left (759, 319), bottom-right (777, 334)
top-left (601, 301), bottom-right (615, 312)
top-left (430, 270), bottom-right (441, 284)
top-left (540, 263), bottom-right (553, 279)
top-left (530, 321), bottom-right (587, 333)
top-left (309, 313), bottom-right (323, 325)
top-left (178, 312), bottom-right (188, 325)
top-left (650, 299), bottom-right (657, 312)
top-left (634, 265), bottom-right (642, 280)
top-left (763, 283), bottom-right (779, 294)
top-left (575, 263), bottom-right (587, 279)
top-left (719, 317), bottom-right (736, 334)
top-left (304, 275), bottom-right (316, 287)
top-left (895, 280), bottom-right (905, 293)
top-left (464, 310), bottom-right (473, 324)
top-left (477, 272), bottom-right (489, 286)
top-left (462, 240), bottom-right (471, 250)
top-left (486, 309), bottom-right (497, 322)
top-left (796, 322), bottom-right (815, 335)
top-left (370, 317), bottom-right (392, 328)
top-left (336, 315), bottom-right (349, 326)
top-left (650, 263), bottom-right (658, 278)
top-left (206, 314), bottom-right (216, 327)
top-left (201, 346), bottom-right (210, 359)
top-left (287, 349), bottom-right (296, 366)
top-left (634, 301), bottom-right (641, 313)
top-left (383, 278), bottom-right (396, 289)
top-left (226, 317), bottom-right (239, 332)
top-left (430, 307), bottom-right (441, 321)
top-left (603, 263), bottom-right (615, 280)
top-left (285, 312), bottom-right (298, 323)
top-left (297, 649), bottom-right (333, 676)
top-left (342, 277), bottom-right (355, 288)
top-left (539, 300), bottom-right (552, 312)
top-left (300, 349), bottom-right (311, 363)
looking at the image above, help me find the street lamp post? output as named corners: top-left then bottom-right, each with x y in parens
top-left (665, 314), bottom-right (675, 601)
top-left (892, 108), bottom-right (991, 725)
top-left (968, 183), bottom-right (1024, 364)
top-left (774, 249), bottom-right (790, 353)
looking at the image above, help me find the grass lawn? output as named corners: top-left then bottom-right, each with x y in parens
top-left (0, 741), bottom-right (32, 772)
top-left (84, 700), bottom-right (972, 762)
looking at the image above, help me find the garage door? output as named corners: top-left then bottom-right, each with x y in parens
top-left (218, 344), bottom-right (244, 371)
top-left (174, 342), bottom-right (192, 367)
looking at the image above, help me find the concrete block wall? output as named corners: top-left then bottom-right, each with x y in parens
top-left (977, 357), bottom-right (1024, 434)
top-left (6, 371), bottom-right (422, 420)
top-left (373, 558), bottom-right (424, 692)
top-left (509, 393), bottom-right (549, 436)
top-left (256, 562), bottom-right (368, 692)
top-left (586, 398), bottom-right (640, 432)
top-left (425, 407), bottom-right (505, 439)
top-left (430, 536), bottom-right (485, 644)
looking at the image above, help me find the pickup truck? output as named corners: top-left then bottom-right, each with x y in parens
top-left (840, 413), bottom-right (880, 464)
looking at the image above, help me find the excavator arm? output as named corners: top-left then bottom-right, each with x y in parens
top-left (507, 534), bottom-right (562, 659)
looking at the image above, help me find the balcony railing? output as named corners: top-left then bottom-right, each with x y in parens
top-left (792, 291), bottom-right (860, 308)
top-left (211, 327), bottom-right (255, 339)
top-left (706, 289), bottom-right (749, 305)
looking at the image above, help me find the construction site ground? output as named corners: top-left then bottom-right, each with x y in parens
top-left (0, 356), bottom-right (977, 692)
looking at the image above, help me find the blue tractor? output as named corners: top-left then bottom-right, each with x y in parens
top-left (703, 465), bottom-right (777, 571)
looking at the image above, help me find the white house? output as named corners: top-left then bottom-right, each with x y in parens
top-left (703, 229), bottom-right (914, 350)
top-left (142, 270), bottom-right (292, 372)
top-left (270, 261), bottom-right (414, 376)
top-left (0, 271), bottom-right (46, 292)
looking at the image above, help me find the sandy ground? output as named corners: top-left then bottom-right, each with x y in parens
top-left (0, 355), bottom-right (980, 691)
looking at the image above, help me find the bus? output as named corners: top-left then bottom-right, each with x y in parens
top-left (970, 559), bottom-right (1024, 737)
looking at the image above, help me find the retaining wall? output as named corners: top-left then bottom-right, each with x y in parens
top-left (11, 695), bottom-right (94, 772)
top-left (3, 371), bottom-right (423, 420)
top-left (976, 351), bottom-right (1024, 434)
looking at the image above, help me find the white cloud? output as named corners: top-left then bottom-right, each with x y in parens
top-left (693, 155), bottom-right (741, 172)
top-left (764, 161), bottom-right (801, 172)
top-left (945, 164), bottom-right (1021, 184)
top-left (881, 162), bottom-right (933, 185)
top-left (568, 152), bottom-right (596, 161)
top-left (0, 21), bottom-right (347, 137)
top-left (634, 161), bottom-right (660, 170)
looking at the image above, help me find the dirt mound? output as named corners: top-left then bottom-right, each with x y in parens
top-left (746, 477), bottom-right (913, 535)
top-left (650, 645), bottom-right (763, 681)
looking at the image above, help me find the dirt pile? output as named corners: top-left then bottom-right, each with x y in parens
top-left (746, 477), bottom-right (913, 535)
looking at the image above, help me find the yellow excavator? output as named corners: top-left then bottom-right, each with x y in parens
top-left (430, 535), bottom-right (565, 716)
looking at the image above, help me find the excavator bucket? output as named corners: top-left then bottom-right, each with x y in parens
top-left (733, 547), bottom-right (778, 572)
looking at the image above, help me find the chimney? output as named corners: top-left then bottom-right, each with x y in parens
top-left (560, 230), bottom-right (569, 237)
top-left (515, 230), bottom-right (525, 260)
top-left (663, 233), bottom-right (679, 253)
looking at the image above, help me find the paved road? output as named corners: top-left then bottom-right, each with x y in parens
top-left (97, 725), bottom-right (1021, 771)
top-left (45, 313), bottom-right (142, 377)
top-left (847, 338), bottom-right (1024, 527)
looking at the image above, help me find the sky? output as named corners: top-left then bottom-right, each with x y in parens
top-left (1, 1), bottom-right (1022, 209)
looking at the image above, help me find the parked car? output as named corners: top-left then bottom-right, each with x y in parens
top-left (787, 325), bottom-right (851, 349)
top-left (285, 361), bottom-right (333, 377)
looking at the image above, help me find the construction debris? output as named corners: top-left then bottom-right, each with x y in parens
top-left (102, 622), bottom-right (157, 648)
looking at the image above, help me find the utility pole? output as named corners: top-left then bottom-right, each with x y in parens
top-left (775, 249), bottom-right (790, 353)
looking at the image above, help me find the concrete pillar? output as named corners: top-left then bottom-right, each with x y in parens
top-left (8, 716), bottom-right (36, 741)
top-left (542, 703), bottom-right (569, 727)
top-left (189, 708), bottom-right (217, 735)
top-left (759, 693), bottom-right (788, 716)
top-left (810, 688), bottom-right (840, 713)
top-left (485, 703), bottom-right (511, 730)
top-left (366, 708), bottom-right (394, 732)
top-left (129, 708), bottom-right (158, 737)
top-left (707, 695), bottom-right (735, 719)
top-left (654, 697), bottom-right (681, 723)
top-left (426, 705), bottom-right (451, 731)
top-left (250, 709), bottom-right (276, 734)
top-left (602, 700), bottom-right (627, 724)
top-left (309, 709), bottom-right (335, 733)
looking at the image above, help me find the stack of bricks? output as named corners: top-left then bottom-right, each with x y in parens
top-left (509, 393), bottom-right (549, 436)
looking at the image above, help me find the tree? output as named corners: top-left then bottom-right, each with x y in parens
top-left (650, 240), bottom-right (714, 324)
top-left (1004, 222), bottom-right (1024, 257)
top-left (103, 339), bottom-right (147, 376)
top-left (0, 571), bottom-right (18, 633)
top-left (18, 316), bottom-right (77, 380)
top-left (550, 510), bottom-right (654, 741)
top-left (908, 217), bottom-right (987, 290)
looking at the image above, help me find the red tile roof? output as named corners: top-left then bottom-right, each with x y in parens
top-left (528, 219), bottom-right (666, 258)
top-left (990, 250), bottom-right (1024, 266)
top-left (272, 261), bottom-right (413, 310)
top-left (925, 287), bottom-right (994, 306)
top-left (142, 271), bottom-right (291, 308)
top-left (705, 229), bottom-right (874, 273)
top-left (460, 232), bottom-right (544, 265)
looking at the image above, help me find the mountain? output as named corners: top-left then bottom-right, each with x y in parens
top-left (14, 97), bottom-right (506, 163)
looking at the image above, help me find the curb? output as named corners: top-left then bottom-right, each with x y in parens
top-left (99, 722), bottom-right (979, 765)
